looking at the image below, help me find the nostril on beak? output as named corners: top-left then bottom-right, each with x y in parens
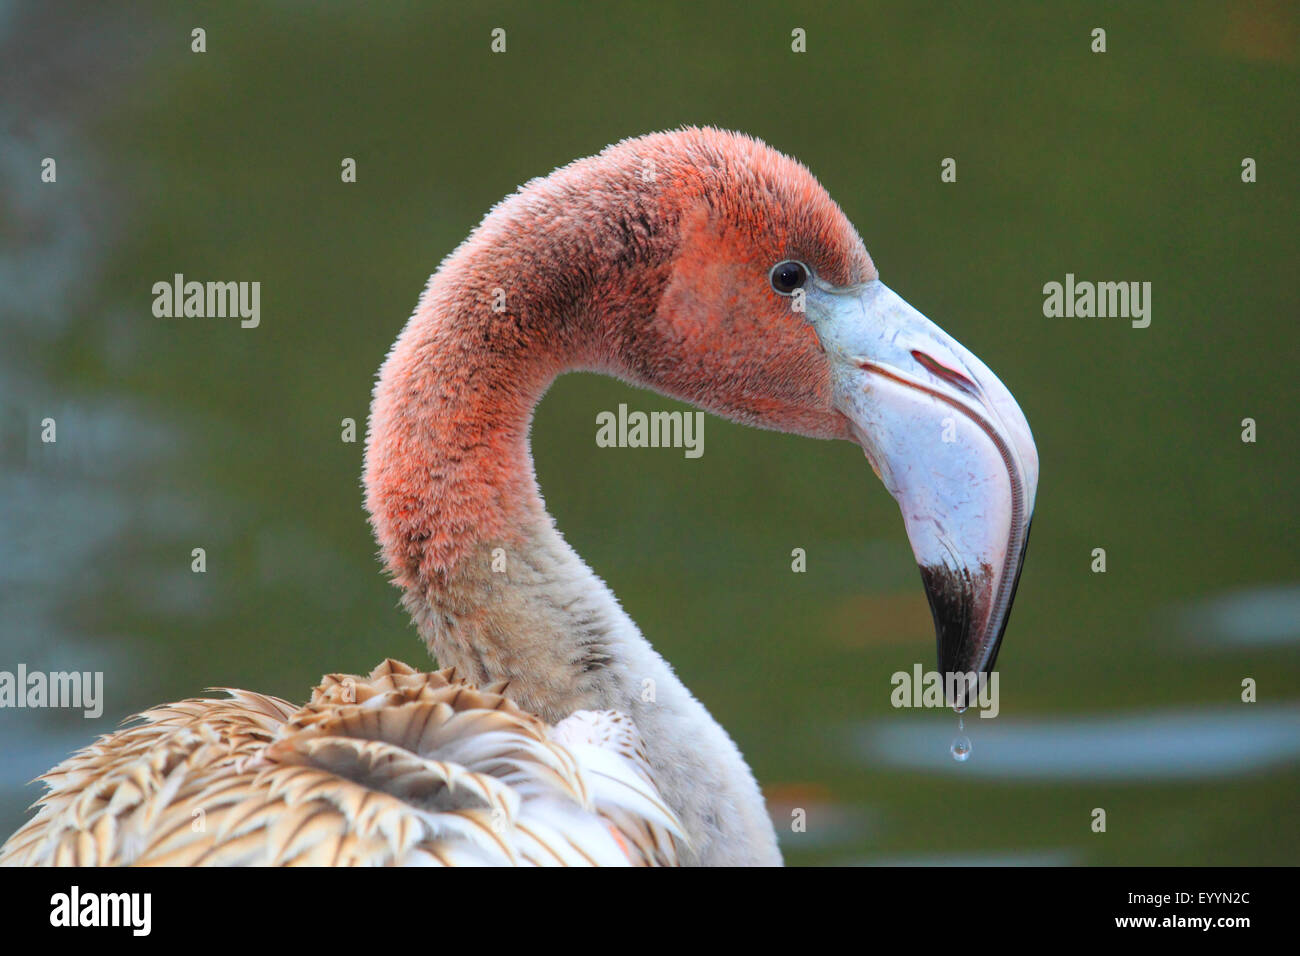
top-left (911, 349), bottom-right (979, 396)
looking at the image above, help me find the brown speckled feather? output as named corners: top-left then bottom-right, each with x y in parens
top-left (0, 660), bottom-right (681, 866)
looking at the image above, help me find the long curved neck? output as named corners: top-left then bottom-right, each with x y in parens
top-left (364, 174), bottom-right (782, 865)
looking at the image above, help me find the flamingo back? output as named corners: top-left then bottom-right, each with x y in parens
top-left (0, 659), bottom-right (682, 866)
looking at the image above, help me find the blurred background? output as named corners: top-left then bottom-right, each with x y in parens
top-left (1, 1), bottom-right (1296, 864)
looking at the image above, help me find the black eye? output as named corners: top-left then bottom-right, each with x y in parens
top-left (769, 260), bottom-right (808, 295)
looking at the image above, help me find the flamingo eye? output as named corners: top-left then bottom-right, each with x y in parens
top-left (769, 260), bottom-right (808, 295)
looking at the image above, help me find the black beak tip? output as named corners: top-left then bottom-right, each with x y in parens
top-left (919, 515), bottom-right (1033, 707)
top-left (918, 562), bottom-right (983, 675)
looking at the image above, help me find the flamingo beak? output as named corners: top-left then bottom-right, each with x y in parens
top-left (803, 279), bottom-right (1039, 704)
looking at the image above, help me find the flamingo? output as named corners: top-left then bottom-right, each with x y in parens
top-left (0, 128), bottom-right (1037, 867)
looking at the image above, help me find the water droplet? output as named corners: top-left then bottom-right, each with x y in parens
top-left (951, 735), bottom-right (972, 762)
top-left (951, 714), bottom-right (971, 761)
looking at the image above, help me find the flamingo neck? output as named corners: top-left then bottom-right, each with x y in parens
top-left (363, 179), bottom-right (782, 866)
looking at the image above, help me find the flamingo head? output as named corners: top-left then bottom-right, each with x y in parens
top-left (610, 129), bottom-right (1039, 698)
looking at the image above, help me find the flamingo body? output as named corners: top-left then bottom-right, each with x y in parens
top-left (1, 128), bottom-right (1038, 867)
top-left (0, 660), bottom-right (680, 866)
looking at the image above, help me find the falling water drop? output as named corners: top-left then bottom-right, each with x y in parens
top-left (951, 715), bottom-right (972, 762)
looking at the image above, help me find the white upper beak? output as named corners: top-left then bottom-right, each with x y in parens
top-left (803, 279), bottom-right (1039, 690)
